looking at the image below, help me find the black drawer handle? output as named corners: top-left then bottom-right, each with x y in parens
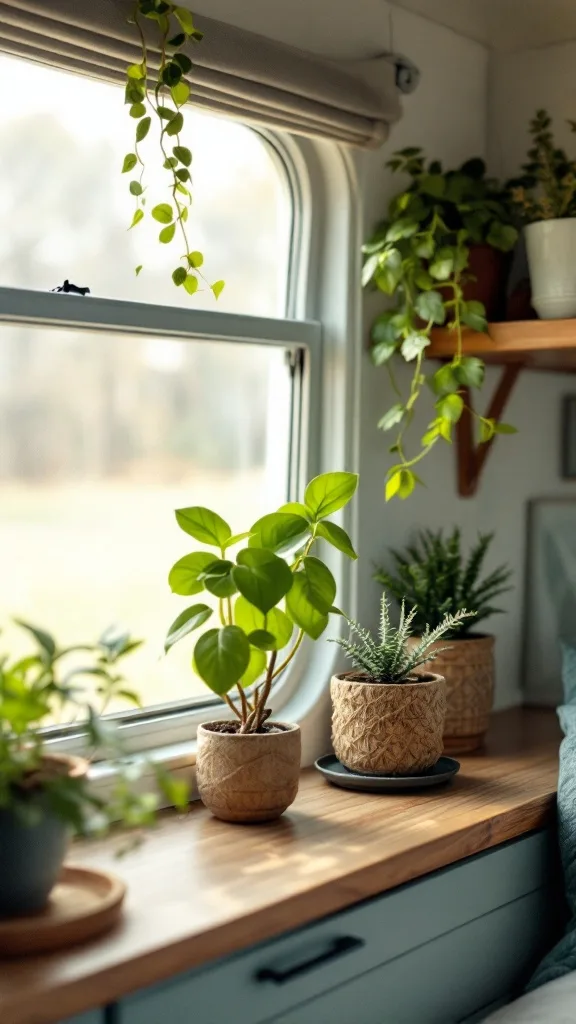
top-left (255, 935), bottom-right (365, 985)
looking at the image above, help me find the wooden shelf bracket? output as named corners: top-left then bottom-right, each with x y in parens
top-left (455, 363), bottom-right (522, 497)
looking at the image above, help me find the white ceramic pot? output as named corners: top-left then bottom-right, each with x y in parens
top-left (525, 219), bottom-right (576, 319)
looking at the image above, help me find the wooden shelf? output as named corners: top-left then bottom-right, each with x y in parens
top-left (429, 318), bottom-right (576, 373)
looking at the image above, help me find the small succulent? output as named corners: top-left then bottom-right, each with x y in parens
top-left (332, 593), bottom-right (473, 684)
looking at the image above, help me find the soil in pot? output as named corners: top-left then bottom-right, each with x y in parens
top-left (330, 672), bottom-right (446, 776)
top-left (0, 754), bottom-right (88, 918)
top-left (196, 721), bottom-right (301, 823)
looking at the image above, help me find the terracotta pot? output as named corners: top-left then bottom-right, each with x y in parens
top-left (462, 244), bottom-right (513, 321)
top-left (407, 635), bottom-right (495, 753)
top-left (330, 672), bottom-right (446, 776)
top-left (0, 754), bottom-right (88, 918)
top-left (196, 722), bottom-right (301, 823)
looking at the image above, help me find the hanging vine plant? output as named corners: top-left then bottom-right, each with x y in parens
top-left (123, 0), bottom-right (224, 299)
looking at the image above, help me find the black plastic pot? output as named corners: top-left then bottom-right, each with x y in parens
top-left (0, 800), bottom-right (69, 917)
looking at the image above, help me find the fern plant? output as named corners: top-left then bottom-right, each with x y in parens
top-left (332, 594), bottom-right (473, 683)
top-left (374, 528), bottom-right (512, 636)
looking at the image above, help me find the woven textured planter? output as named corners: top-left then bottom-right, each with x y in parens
top-left (196, 722), bottom-right (301, 823)
top-left (407, 635), bottom-right (495, 753)
top-left (330, 673), bottom-right (446, 776)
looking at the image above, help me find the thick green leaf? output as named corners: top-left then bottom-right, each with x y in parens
top-left (299, 556), bottom-right (337, 614)
top-left (164, 604), bottom-right (212, 653)
top-left (171, 81), bottom-right (190, 106)
top-left (129, 180), bottom-right (143, 196)
top-left (174, 5), bottom-right (195, 34)
top-left (453, 356), bottom-right (485, 389)
top-left (165, 112), bottom-right (184, 136)
top-left (371, 312), bottom-right (402, 345)
top-left (130, 102), bottom-right (146, 118)
top-left (277, 502), bottom-right (312, 521)
top-left (285, 574), bottom-right (329, 639)
top-left (184, 274), bottom-right (198, 295)
top-left (420, 174), bottom-right (446, 198)
top-left (200, 559), bottom-right (237, 598)
top-left (173, 145), bottom-right (192, 166)
top-left (415, 290), bottom-right (446, 325)
top-left (378, 403), bottom-right (405, 431)
top-left (371, 340), bottom-right (398, 366)
top-left (223, 531), bottom-right (252, 550)
top-left (304, 472), bottom-right (359, 521)
top-left (135, 264), bottom-right (143, 276)
top-left (211, 280), bottom-right (225, 299)
top-left (194, 626), bottom-right (250, 695)
top-left (385, 468), bottom-right (417, 500)
top-left (159, 223), bottom-right (176, 244)
top-left (175, 507), bottom-right (231, 547)
top-left (233, 549), bottom-right (293, 615)
top-left (135, 116), bottom-right (151, 142)
top-left (187, 251), bottom-right (203, 268)
top-left (168, 551), bottom-right (215, 595)
top-left (247, 630), bottom-right (277, 650)
top-left (122, 153), bottom-right (138, 173)
top-left (152, 203), bottom-right (174, 224)
top-left (494, 422), bottom-right (518, 435)
top-left (486, 221), bottom-right (518, 253)
top-left (479, 417), bottom-right (496, 443)
top-left (401, 332), bottom-right (429, 361)
top-left (437, 393), bottom-right (464, 423)
top-left (429, 247), bottom-right (455, 281)
top-left (14, 620), bottom-right (56, 659)
top-left (374, 248), bottom-right (402, 294)
top-left (164, 156), bottom-right (178, 169)
top-left (172, 266), bottom-right (187, 286)
top-left (129, 208), bottom-right (144, 229)
top-left (461, 300), bottom-right (488, 333)
top-left (362, 252), bottom-right (380, 288)
top-left (174, 52), bottom-right (193, 73)
top-left (240, 646), bottom-right (267, 688)
top-left (249, 512), bottom-right (310, 555)
top-left (430, 364), bottom-right (460, 396)
top-left (316, 521), bottom-right (357, 560)
top-left (234, 596), bottom-right (294, 651)
top-left (385, 217), bottom-right (419, 242)
top-left (127, 62), bottom-right (146, 80)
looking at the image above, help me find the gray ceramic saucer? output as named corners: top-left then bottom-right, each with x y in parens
top-left (315, 754), bottom-right (460, 792)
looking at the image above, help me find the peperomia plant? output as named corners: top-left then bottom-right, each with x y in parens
top-left (363, 148), bottom-right (518, 500)
top-left (124, 1), bottom-right (224, 298)
top-left (509, 109), bottom-right (576, 222)
top-left (165, 472), bottom-right (359, 732)
top-left (0, 621), bottom-right (188, 832)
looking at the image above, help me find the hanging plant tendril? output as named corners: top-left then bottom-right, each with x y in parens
top-left (123, 1), bottom-right (224, 299)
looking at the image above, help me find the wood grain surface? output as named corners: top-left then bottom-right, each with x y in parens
top-left (0, 709), bottom-right (560, 1024)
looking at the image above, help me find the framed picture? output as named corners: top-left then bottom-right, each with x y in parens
top-left (561, 396), bottom-right (576, 478)
top-left (523, 498), bottom-right (576, 705)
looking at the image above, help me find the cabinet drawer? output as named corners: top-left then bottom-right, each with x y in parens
top-left (270, 888), bottom-right (549, 1024)
top-left (120, 832), bottom-right (552, 1024)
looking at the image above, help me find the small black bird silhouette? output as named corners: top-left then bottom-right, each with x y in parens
top-left (51, 279), bottom-right (90, 295)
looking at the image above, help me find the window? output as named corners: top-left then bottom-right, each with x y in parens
top-left (0, 54), bottom-right (322, 733)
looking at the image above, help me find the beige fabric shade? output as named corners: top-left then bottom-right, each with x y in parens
top-left (0, 0), bottom-right (400, 147)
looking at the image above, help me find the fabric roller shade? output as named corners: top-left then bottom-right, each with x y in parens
top-left (0, 0), bottom-right (400, 147)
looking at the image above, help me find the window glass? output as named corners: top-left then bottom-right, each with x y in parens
top-left (0, 55), bottom-right (291, 316)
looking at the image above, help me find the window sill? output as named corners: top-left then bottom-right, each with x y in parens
top-left (0, 709), bottom-right (561, 1024)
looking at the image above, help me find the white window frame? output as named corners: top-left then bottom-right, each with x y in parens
top-left (0, 129), bottom-right (362, 773)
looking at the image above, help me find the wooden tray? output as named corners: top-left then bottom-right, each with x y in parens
top-left (0, 865), bottom-right (126, 956)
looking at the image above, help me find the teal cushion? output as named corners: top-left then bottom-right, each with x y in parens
top-left (528, 644), bottom-right (576, 990)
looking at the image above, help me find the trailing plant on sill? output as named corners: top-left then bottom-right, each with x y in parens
top-left (332, 592), bottom-right (473, 683)
top-left (509, 109), bottom-right (576, 222)
top-left (165, 471), bottom-right (359, 732)
top-left (374, 527), bottom-right (512, 636)
top-left (363, 148), bottom-right (518, 501)
top-left (0, 621), bottom-right (188, 833)
top-left (124, 0), bottom-right (224, 298)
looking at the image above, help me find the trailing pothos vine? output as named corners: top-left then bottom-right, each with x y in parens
top-left (123, 1), bottom-right (224, 299)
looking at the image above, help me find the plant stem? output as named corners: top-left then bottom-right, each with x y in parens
top-left (224, 693), bottom-right (242, 720)
top-left (250, 651), bottom-right (278, 733)
top-left (271, 629), bottom-right (305, 682)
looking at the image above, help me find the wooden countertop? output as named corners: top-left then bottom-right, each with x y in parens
top-left (0, 709), bottom-right (561, 1024)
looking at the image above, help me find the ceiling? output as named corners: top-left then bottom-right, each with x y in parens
top-left (190, 0), bottom-right (576, 55)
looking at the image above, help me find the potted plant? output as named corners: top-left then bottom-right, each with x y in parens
top-left (0, 622), bottom-right (187, 918)
top-left (330, 594), bottom-right (471, 775)
top-left (363, 149), bottom-right (518, 500)
top-left (165, 471), bottom-right (358, 822)
top-left (510, 109), bottom-right (576, 319)
top-left (375, 528), bottom-right (512, 753)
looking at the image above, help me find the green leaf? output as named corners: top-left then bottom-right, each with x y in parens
top-left (130, 102), bottom-right (146, 118)
top-left (233, 549), bottom-right (293, 615)
top-left (167, 32), bottom-right (186, 47)
top-left (122, 153), bottom-right (138, 173)
top-left (479, 417), bottom-right (496, 443)
top-left (277, 502), bottom-right (312, 521)
top-left (211, 280), bottom-right (225, 299)
top-left (175, 506), bottom-right (231, 547)
top-left (129, 180), bottom-right (143, 196)
top-left (200, 559), bottom-right (237, 598)
top-left (136, 116), bottom-right (151, 142)
top-left (171, 81), bottom-right (190, 106)
top-left (168, 551), bottom-right (215, 595)
top-left (385, 470), bottom-right (401, 501)
top-left (285, 573), bottom-right (329, 639)
top-left (163, 156), bottom-right (178, 169)
top-left (175, 168), bottom-right (190, 182)
top-left (223, 531), bottom-right (252, 550)
top-left (172, 266), bottom-right (187, 286)
top-left (187, 251), bottom-right (203, 268)
top-left (249, 512), bottom-right (310, 555)
top-left (164, 604), bottom-right (212, 653)
top-left (234, 597), bottom-right (294, 651)
top-left (173, 52), bottom-right (193, 73)
top-left (374, 248), bottom-right (402, 294)
top-left (125, 80), bottom-right (145, 105)
top-left (173, 145), bottom-right (192, 166)
top-left (415, 290), bottom-right (446, 325)
top-left (397, 469), bottom-right (417, 499)
top-left (378, 403), bottom-right (405, 431)
top-left (371, 340), bottom-right (397, 366)
top-left (247, 630), bottom-right (277, 650)
top-left (300, 556), bottom-right (337, 614)
top-left (240, 646), bottom-right (267, 687)
top-left (184, 274), bottom-right (198, 295)
top-left (429, 247), bottom-right (455, 281)
top-left (166, 112), bottom-right (184, 136)
top-left (371, 312), bottom-right (402, 345)
top-left (159, 223), bottom-right (176, 243)
top-left (461, 300), bottom-right (488, 333)
top-left (413, 236), bottom-right (434, 259)
top-left (135, 265), bottom-right (143, 276)
top-left (362, 253), bottom-right (380, 287)
top-left (174, 5), bottom-right (196, 34)
top-left (152, 203), bottom-right (174, 224)
top-left (486, 221), bottom-right (518, 253)
top-left (14, 620), bottom-right (56, 659)
top-left (494, 422), bottom-right (518, 435)
top-left (453, 356), bottom-right (485, 389)
top-left (385, 217), bottom-right (419, 242)
top-left (129, 208), bottom-right (144, 229)
top-left (401, 332), bottom-right (430, 361)
top-left (194, 627), bottom-right (250, 695)
top-left (430, 364), bottom-right (460, 396)
top-left (157, 105), bottom-right (176, 120)
top-left (304, 472), bottom-right (359, 521)
top-left (315, 521), bottom-right (357, 560)
top-left (161, 62), bottom-right (183, 88)
top-left (127, 62), bottom-right (146, 80)
top-left (437, 393), bottom-right (464, 423)
top-left (420, 174), bottom-right (446, 198)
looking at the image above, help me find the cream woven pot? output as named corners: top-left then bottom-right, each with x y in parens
top-left (407, 635), bottom-right (495, 753)
top-left (330, 673), bottom-right (446, 776)
top-left (196, 722), bottom-right (301, 823)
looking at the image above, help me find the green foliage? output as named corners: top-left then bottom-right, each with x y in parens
top-left (363, 149), bottom-right (519, 499)
top-left (125, 1), bottom-right (224, 297)
top-left (166, 472), bottom-right (359, 732)
top-left (374, 528), bottom-right (513, 635)
top-left (509, 109), bottom-right (576, 222)
top-left (0, 622), bottom-right (189, 834)
top-left (332, 593), bottom-right (473, 683)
